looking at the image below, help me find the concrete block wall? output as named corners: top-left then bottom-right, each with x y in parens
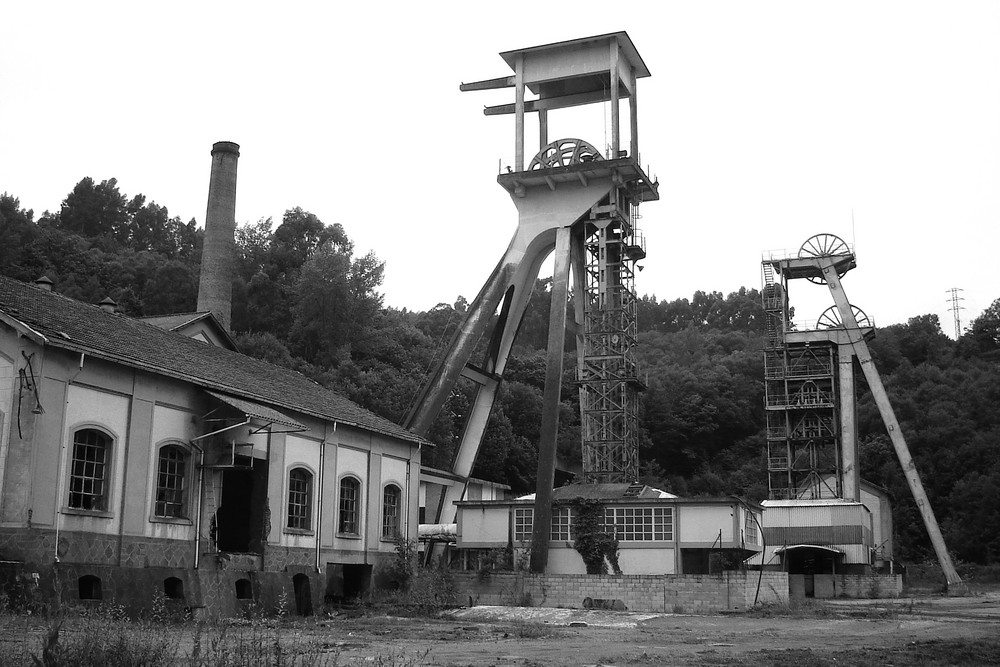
top-left (452, 571), bottom-right (789, 613)
top-left (833, 573), bottom-right (903, 598)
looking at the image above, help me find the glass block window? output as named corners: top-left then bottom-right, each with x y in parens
top-left (338, 477), bottom-right (360, 535)
top-left (604, 506), bottom-right (673, 541)
top-left (68, 429), bottom-right (110, 511)
top-left (287, 468), bottom-right (312, 530)
top-left (154, 445), bottom-right (188, 518)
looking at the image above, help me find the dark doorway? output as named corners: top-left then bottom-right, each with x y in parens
top-left (216, 457), bottom-right (268, 553)
top-left (325, 563), bottom-right (372, 604)
top-left (218, 467), bottom-right (253, 552)
top-left (293, 573), bottom-right (313, 616)
top-left (343, 564), bottom-right (372, 600)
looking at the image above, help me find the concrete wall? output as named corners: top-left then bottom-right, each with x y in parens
top-left (788, 573), bottom-right (903, 599)
top-left (451, 571), bottom-right (789, 613)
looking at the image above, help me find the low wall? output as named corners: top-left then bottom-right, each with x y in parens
top-left (452, 571), bottom-right (789, 614)
top-left (787, 573), bottom-right (902, 599)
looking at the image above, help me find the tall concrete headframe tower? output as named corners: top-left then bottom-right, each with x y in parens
top-left (762, 234), bottom-right (963, 589)
top-left (405, 33), bottom-right (658, 567)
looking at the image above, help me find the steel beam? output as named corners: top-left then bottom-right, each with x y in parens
top-left (460, 76), bottom-right (516, 92)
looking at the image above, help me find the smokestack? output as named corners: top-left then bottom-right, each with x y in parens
top-left (197, 141), bottom-right (240, 331)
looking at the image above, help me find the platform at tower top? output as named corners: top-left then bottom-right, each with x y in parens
top-left (497, 155), bottom-right (659, 202)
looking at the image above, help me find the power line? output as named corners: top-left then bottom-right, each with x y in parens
top-left (946, 287), bottom-right (965, 339)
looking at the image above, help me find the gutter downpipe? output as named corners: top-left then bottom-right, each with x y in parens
top-left (316, 422), bottom-right (337, 574)
top-left (732, 496), bottom-right (766, 608)
top-left (191, 440), bottom-right (205, 569)
top-left (53, 352), bottom-right (86, 564)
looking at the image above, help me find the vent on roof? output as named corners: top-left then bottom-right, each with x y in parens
top-left (35, 276), bottom-right (54, 291)
top-left (623, 483), bottom-right (645, 497)
top-left (98, 297), bottom-right (117, 314)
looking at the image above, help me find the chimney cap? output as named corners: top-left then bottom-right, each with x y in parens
top-left (98, 296), bottom-right (117, 313)
top-left (211, 141), bottom-right (240, 157)
top-left (34, 276), bottom-right (54, 291)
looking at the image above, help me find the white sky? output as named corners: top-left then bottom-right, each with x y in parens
top-left (2, 1), bottom-right (998, 335)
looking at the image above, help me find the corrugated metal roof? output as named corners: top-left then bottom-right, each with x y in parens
top-left (205, 390), bottom-right (306, 430)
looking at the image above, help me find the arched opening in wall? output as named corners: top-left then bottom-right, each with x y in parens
top-left (235, 578), bottom-right (253, 600)
top-left (292, 573), bottom-right (312, 616)
top-left (78, 575), bottom-right (102, 600)
top-left (164, 577), bottom-right (185, 600)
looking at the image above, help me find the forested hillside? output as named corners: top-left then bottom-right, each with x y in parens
top-left (2, 181), bottom-right (999, 565)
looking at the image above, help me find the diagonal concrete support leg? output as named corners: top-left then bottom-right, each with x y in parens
top-left (822, 260), bottom-right (964, 590)
top-left (530, 226), bottom-right (572, 573)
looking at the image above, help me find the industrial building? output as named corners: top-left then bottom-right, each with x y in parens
top-left (0, 143), bottom-right (425, 616)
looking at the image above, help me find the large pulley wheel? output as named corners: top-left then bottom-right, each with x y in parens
top-left (817, 305), bottom-right (871, 330)
top-left (798, 233), bottom-right (851, 284)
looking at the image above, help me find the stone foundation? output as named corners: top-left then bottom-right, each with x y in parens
top-left (0, 527), bottom-right (393, 617)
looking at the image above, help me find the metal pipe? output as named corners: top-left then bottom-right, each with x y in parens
top-left (191, 440), bottom-right (205, 570)
top-left (190, 418), bottom-right (251, 442)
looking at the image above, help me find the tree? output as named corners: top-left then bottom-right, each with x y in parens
top-left (966, 297), bottom-right (1000, 355)
top-left (57, 177), bottom-right (128, 239)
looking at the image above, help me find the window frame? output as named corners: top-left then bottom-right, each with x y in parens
top-left (381, 483), bottom-right (403, 541)
top-left (337, 475), bottom-right (362, 537)
top-left (152, 443), bottom-right (192, 523)
top-left (513, 507), bottom-right (574, 542)
top-left (604, 505), bottom-right (673, 542)
top-left (285, 466), bottom-right (314, 534)
top-left (65, 427), bottom-right (115, 516)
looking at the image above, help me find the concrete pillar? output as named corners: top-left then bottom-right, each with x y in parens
top-left (197, 141), bottom-right (240, 331)
top-left (838, 344), bottom-right (860, 501)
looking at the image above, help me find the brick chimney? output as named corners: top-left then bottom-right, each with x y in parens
top-left (196, 141), bottom-right (240, 331)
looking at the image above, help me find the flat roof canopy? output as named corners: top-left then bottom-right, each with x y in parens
top-left (774, 544), bottom-right (844, 555)
top-left (498, 31), bottom-right (649, 98)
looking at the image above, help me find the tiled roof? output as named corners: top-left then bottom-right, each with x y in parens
top-left (140, 311), bottom-right (239, 351)
top-left (139, 312), bottom-right (212, 330)
top-left (0, 275), bottom-right (422, 445)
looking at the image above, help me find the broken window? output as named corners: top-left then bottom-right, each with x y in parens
top-left (155, 444), bottom-right (189, 518)
top-left (287, 467), bottom-right (313, 530)
top-left (68, 429), bottom-right (110, 511)
top-left (338, 477), bottom-right (361, 535)
top-left (381, 484), bottom-right (401, 539)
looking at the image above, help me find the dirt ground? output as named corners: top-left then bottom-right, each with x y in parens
top-left (3, 593), bottom-right (999, 665)
top-left (318, 593), bottom-right (1000, 666)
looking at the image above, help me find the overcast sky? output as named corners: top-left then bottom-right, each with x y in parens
top-left (2, 1), bottom-right (998, 335)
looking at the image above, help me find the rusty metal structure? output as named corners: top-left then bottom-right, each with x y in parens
top-left (405, 33), bottom-right (657, 571)
top-left (762, 234), bottom-right (963, 589)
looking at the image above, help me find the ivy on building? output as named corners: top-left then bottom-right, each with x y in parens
top-left (571, 499), bottom-right (622, 575)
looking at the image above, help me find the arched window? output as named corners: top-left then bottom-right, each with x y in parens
top-left (68, 429), bottom-right (111, 511)
top-left (155, 445), bottom-right (189, 518)
top-left (287, 467), bottom-right (313, 530)
top-left (382, 484), bottom-right (402, 539)
top-left (338, 477), bottom-right (361, 535)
